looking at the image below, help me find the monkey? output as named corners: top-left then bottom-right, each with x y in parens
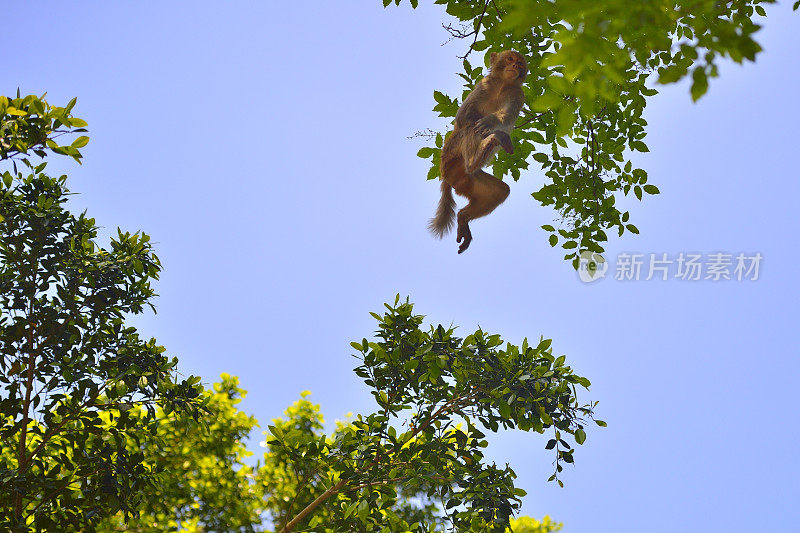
top-left (428, 50), bottom-right (527, 254)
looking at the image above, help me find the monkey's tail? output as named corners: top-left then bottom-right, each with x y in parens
top-left (428, 180), bottom-right (456, 238)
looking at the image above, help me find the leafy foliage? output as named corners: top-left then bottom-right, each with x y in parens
top-left (0, 92), bottom-right (89, 165)
top-left (510, 515), bottom-right (562, 533)
top-left (262, 297), bottom-right (600, 532)
top-left (95, 377), bottom-right (568, 533)
top-left (95, 375), bottom-right (262, 532)
top-left (392, 0), bottom-right (773, 266)
top-left (0, 100), bottom-right (205, 532)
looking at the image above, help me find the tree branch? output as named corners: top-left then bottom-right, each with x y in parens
top-left (278, 389), bottom-right (478, 532)
top-left (460, 0), bottom-right (490, 60)
top-left (15, 246), bottom-right (40, 517)
top-left (279, 477), bottom-right (348, 533)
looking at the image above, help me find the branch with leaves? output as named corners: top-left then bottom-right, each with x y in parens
top-left (261, 297), bottom-right (601, 533)
top-left (0, 92), bottom-right (89, 165)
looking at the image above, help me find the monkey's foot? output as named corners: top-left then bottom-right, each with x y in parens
top-left (456, 224), bottom-right (473, 254)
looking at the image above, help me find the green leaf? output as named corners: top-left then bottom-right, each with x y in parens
top-left (498, 400), bottom-right (510, 419)
top-left (427, 163), bottom-right (439, 181)
top-left (547, 75), bottom-right (571, 95)
top-left (595, 419), bottom-right (607, 427)
top-left (556, 104), bottom-right (578, 136)
top-left (531, 90), bottom-right (563, 112)
top-left (658, 63), bottom-right (689, 84)
top-left (690, 67), bottom-right (709, 102)
top-left (357, 499), bottom-right (369, 520)
top-left (432, 90), bottom-right (450, 105)
top-left (71, 136), bottom-right (90, 148)
top-left (472, 40), bottom-right (489, 52)
top-left (549, 234), bottom-right (558, 247)
top-left (538, 338), bottom-right (552, 350)
top-left (417, 147), bottom-right (435, 159)
top-left (574, 428), bottom-right (586, 445)
top-left (643, 184), bottom-right (660, 195)
top-left (30, 99), bottom-right (45, 115)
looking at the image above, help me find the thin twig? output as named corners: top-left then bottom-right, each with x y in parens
top-left (516, 109), bottom-right (550, 128)
top-left (15, 251), bottom-right (40, 517)
top-left (407, 128), bottom-right (439, 141)
top-left (460, 0), bottom-right (491, 60)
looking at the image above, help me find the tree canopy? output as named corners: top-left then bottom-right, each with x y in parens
top-left (95, 375), bottom-right (567, 533)
top-left (0, 95), bottom-right (206, 532)
top-left (263, 297), bottom-right (598, 532)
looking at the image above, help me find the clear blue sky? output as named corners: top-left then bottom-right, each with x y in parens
top-left (4, 2), bottom-right (799, 531)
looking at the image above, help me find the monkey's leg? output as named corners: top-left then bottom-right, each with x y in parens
top-left (466, 131), bottom-right (514, 174)
top-left (456, 171), bottom-right (511, 254)
top-left (443, 157), bottom-right (478, 254)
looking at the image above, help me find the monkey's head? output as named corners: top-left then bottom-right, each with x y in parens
top-left (490, 50), bottom-right (528, 84)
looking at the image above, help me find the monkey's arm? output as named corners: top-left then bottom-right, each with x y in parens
top-left (453, 82), bottom-right (490, 129)
top-left (474, 89), bottom-right (525, 135)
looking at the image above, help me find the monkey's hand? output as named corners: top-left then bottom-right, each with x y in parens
top-left (474, 115), bottom-right (501, 136)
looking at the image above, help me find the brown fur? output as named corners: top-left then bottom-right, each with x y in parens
top-left (428, 50), bottom-right (527, 253)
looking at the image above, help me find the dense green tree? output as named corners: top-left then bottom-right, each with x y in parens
top-left (263, 298), bottom-right (600, 532)
top-left (95, 375), bottom-right (263, 532)
top-left (394, 0), bottom-right (786, 266)
top-left (97, 377), bottom-right (569, 533)
top-left (0, 95), bottom-right (205, 532)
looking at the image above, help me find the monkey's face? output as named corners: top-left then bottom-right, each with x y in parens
top-left (495, 51), bottom-right (527, 83)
